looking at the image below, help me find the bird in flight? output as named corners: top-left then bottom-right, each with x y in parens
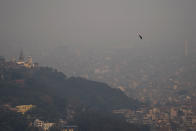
top-left (137, 32), bottom-right (143, 40)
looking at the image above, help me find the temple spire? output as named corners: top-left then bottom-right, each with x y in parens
top-left (19, 49), bottom-right (25, 61)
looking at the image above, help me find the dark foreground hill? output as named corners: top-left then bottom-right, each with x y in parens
top-left (0, 66), bottom-right (149, 131)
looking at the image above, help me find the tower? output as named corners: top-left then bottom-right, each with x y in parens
top-left (19, 49), bottom-right (25, 62)
top-left (184, 40), bottom-right (188, 57)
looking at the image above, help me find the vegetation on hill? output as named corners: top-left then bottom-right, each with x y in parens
top-left (0, 106), bottom-right (38, 131)
top-left (0, 65), bottom-right (148, 131)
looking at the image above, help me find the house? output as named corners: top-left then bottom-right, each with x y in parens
top-left (61, 125), bottom-right (78, 131)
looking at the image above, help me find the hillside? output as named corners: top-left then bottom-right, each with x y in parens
top-left (0, 65), bottom-right (148, 131)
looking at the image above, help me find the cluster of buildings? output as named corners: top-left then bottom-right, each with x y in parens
top-left (0, 51), bottom-right (39, 87)
top-left (33, 119), bottom-right (55, 131)
top-left (0, 50), bottom-right (38, 69)
top-left (14, 50), bottom-right (38, 68)
top-left (113, 104), bottom-right (196, 131)
top-left (61, 47), bottom-right (196, 130)
top-left (13, 104), bottom-right (78, 131)
top-left (1, 46), bottom-right (196, 130)
top-left (33, 118), bottom-right (78, 131)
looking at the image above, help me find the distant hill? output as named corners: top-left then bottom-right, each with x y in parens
top-left (0, 65), bottom-right (148, 131)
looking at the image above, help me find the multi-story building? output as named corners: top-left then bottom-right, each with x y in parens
top-left (33, 119), bottom-right (55, 131)
top-left (15, 104), bottom-right (35, 114)
top-left (34, 119), bottom-right (44, 128)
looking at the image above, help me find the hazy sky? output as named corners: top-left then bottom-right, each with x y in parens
top-left (0, 0), bottom-right (195, 57)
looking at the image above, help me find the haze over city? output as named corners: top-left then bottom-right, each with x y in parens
top-left (0, 0), bottom-right (196, 131)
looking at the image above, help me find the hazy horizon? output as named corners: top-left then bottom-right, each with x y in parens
top-left (0, 0), bottom-right (195, 60)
